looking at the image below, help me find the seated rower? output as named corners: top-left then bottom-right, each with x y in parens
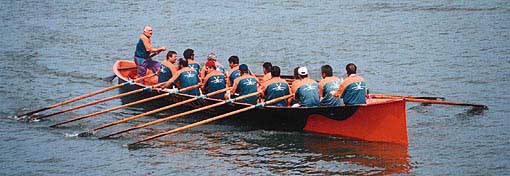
top-left (227, 64), bottom-right (259, 105)
top-left (260, 62), bottom-right (272, 83)
top-left (183, 48), bottom-right (201, 73)
top-left (158, 50), bottom-right (178, 83)
top-left (226, 55), bottom-right (241, 87)
top-left (202, 60), bottom-right (227, 99)
top-left (161, 58), bottom-right (200, 96)
top-left (290, 67), bottom-right (320, 107)
top-left (333, 63), bottom-right (367, 105)
top-left (260, 66), bottom-right (290, 107)
top-left (200, 52), bottom-right (226, 79)
top-left (319, 65), bottom-right (343, 106)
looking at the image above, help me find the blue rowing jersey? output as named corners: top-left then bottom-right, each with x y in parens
top-left (203, 71), bottom-right (227, 99)
top-left (158, 61), bottom-right (176, 83)
top-left (172, 67), bottom-right (200, 96)
top-left (292, 78), bottom-right (320, 107)
top-left (319, 76), bottom-right (343, 106)
top-left (231, 75), bottom-right (258, 105)
top-left (134, 38), bottom-right (150, 58)
top-left (227, 66), bottom-right (241, 86)
top-left (188, 60), bottom-right (201, 73)
top-left (262, 77), bottom-right (290, 107)
top-left (337, 75), bottom-right (367, 105)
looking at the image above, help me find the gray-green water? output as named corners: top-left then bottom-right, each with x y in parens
top-left (1, 0), bottom-right (509, 175)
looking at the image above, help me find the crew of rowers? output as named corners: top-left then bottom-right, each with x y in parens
top-left (133, 26), bottom-right (367, 107)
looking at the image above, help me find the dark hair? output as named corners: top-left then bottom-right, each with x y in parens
top-left (178, 58), bottom-right (188, 67)
top-left (293, 66), bottom-right (300, 79)
top-left (346, 63), bottom-right (357, 75)
top-left (263, 62), bottom-right (272, 72)
top-left (166, 51), bottom-right (177, 59)
top-left (321, 65), bottom-right (333, 77)
top-left (271, 66), bottom-right (281, 77)
top-left (228, 55), bottom-right (239, 64)
top-left (183, 48), bottom-right (194, 59)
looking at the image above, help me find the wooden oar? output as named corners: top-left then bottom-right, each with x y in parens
top-left (370, 93), bottom-right (445, 100)
top-left (100, 91), bottom-right (261, 139)
top-left (127, 94), bottom-right (292, 147)
top-left (88, 87), bottom-right (230, 134)
top-left (49, 84), bottom-right (201, 127)
top-left (37, 81), bottom-right (164, 120)
top-left (18, 73), bottom-right (156, 117)
top-left (403, 98), bottom-right (488, 109)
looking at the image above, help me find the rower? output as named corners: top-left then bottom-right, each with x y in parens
top-left (226, 55), bottom-right (241, 87)
top-left (260, 66), bottom-right (290, 107)
top-left (184, 48), bottom-right (201, 73)
top-left (200, 52), bottom-right (226, 79)
top-left (161, 58), bottom-right (200, 96)
top-left (134, 26), bottom-right (166, 84)
top-left (227, 64), bottom-right (259, 105)
top-left (158, 50), bottom-right (178, 83)
top-left (290, 66), bottom-right (320, 107)
top-left (202, 60), bottom-right (227, 99)
top-left (319, 65), bottom-right (343, 106)
top-left (260, 62), bottom-right (272, 83)
top-left (333, 63), bottom-right (367, 105)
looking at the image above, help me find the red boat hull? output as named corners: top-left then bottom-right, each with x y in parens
top-left (113, 60), bottom-right (408, 145)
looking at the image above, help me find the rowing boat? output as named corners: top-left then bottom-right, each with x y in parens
top-left (113, 60), bottom-right (408, 145)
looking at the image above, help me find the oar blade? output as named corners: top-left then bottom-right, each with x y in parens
top-left (101, 75), bottom-right (117, 82)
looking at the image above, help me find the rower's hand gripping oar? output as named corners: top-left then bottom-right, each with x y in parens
top-left (99, 91), bottom-right (261, 139)
top-left (50, 84), bottom-right (202, 128)
top-left (36, 78), bottom-right (163, 120)
top-left (77, 87), bottom-right (230, 137)
top-left (18, 73), bottom-right (156, 118)
top-left (127, 94), bottom-right (293, 148)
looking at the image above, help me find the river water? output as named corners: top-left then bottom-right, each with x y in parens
top-left (1, 0), bottom-right (509, 175)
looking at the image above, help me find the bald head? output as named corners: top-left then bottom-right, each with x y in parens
top-left (143, 26), bottom-right (153, 38)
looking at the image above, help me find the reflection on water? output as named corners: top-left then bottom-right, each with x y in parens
top-left (149, 131), bottom-right (410, 175)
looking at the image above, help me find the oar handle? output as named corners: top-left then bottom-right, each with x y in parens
top-left (128, 94), bottom-right (292, 146)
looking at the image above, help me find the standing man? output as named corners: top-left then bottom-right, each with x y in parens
top-left (161, 58), bottom-right (200, 96)
top-left (290, 67), bottom-right (320, 107)
top-left (228, 64), bottom-right (259, 105)
top-left (260, 66), bottom-right (290, 107)
top-left (333, 63), bottom-right (367, 105)
top-left (319, 65), bottom-right (343, 106)
top-left (158, 50), bottom-right (178, 83)
top-left (134, 25), bottom-right (166, 84)
top-left (202, 60), bottom-right (227, 99)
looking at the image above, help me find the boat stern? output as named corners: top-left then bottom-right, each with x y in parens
top-left (303, 99), bottom-right (408, 145)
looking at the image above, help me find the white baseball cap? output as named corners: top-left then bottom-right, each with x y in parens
top-left (298, 67), bottom-right (308, 76)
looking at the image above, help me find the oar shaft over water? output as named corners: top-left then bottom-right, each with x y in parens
top-left (38, 81), bottom-right (164, 120)
top-left (100, 91), bottom-right (260, 139)
top-left (404, 98), bottom-right (488, 109)
top-left (50, 85), bottom-right (201, 127)
top-left (18, 73), bottom-right (156, 117)
top-left (128, 94), bottom-right (292, 146)
top-left (93, 87), bottom-right (230, 132)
